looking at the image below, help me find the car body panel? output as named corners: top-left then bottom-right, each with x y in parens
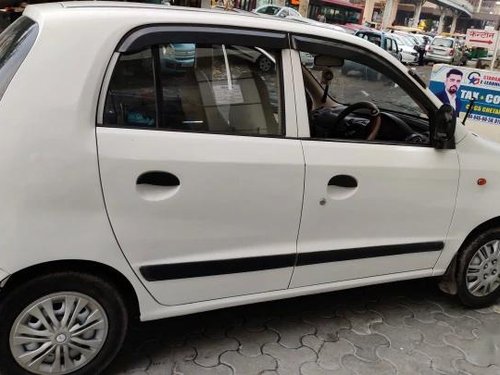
top-left (0, 2), bottom-right (494, 322)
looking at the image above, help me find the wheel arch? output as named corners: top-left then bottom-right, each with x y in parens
top-left (439, 216), bottom-right (500, 295)
top-left (0, 259), bottom-right (140, 320)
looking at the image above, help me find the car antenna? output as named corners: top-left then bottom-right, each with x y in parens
top-left (462, 98), bottom-right (475, 125)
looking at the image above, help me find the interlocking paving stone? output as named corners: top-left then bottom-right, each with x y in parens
top-left (302, 315), bottom-right (351, 342)
top-left (300, 362), bottom-right (353, 375)
top-left (227, 327), bottom-right (278, 357)
top-left (337, 329), bottom-right (390, 362)
top-left (453, 359), bottom-right (500, 375)
top-left (377, 347), bottom-right (436, 375)
top-left (267, 318), bottom-right (316, 349)
top-left (398, 298), bottom-right (444, 323)
top-left (370, 322), bottom-right (423, 353)
top-left (404, 317), bottom-right (455, 346)
top-left (414, 341), bottom-right (466, 374)
top-left (262, 343), bottom-right (316, 375)
top-left (301, 334), bottom-right (323, 353)
top-left (220, 351), bottom-right (277, 374)
top-left (316, 339), bottom-right (355, 371)
top-left (190, 336), bottom-right (239, 367)
top-left (432, 312), bottom-right (482, 340)
top-left (366, 302), bottom-right (414, 327)
top-left (110, 279), bottom-right (500, 375)
top-left (336, 308), bottom-right (383, 335)
top-left (173, 361), bottom-right (233, 375)
top-left (342, 355), bottom-right (396, 375)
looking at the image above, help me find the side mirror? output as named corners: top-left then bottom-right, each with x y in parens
top-left (431, 104), bottom-right (456, 149)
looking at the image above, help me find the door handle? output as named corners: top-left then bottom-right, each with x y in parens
top-left (136, 171), bottom-right (180, 187)
top-left (328, 175), bottom-right (357, 188)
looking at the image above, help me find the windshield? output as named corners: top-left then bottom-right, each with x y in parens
top-left (392, 35), bottom-right (413, 47)
top-left (0, 16), bottom-right (38, 100)
top-left (432, 38), bottom-right (453, 48)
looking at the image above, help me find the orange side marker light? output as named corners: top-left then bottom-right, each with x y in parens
top-left (477, 178), bottom-right (487, 186)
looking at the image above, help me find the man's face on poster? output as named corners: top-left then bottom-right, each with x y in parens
top-left (445, 73), bottom-right (462, 95)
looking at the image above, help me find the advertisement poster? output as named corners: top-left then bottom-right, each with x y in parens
top-left (429, 64), bottom-right (500, 126)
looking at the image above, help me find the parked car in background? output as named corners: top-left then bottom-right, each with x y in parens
top-left (355, 30), bottom-right (400, 59)
top-left (425, 37), bottom-right (463, 65)
top-left (254, 5), bottom-right (301, 18)
top-left (390, 33), bottom-right (419, 64)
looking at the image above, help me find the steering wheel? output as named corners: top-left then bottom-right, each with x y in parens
top-left (332, 102), bottom-right (381, 141)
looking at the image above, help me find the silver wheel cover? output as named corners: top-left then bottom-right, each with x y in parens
top-left (9, 292), bottom-right (109, 375)
top-left (466, 240), bottom-right (500, 297)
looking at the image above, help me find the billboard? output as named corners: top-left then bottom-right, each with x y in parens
top-left (429, 64), bottom-right (500, 126)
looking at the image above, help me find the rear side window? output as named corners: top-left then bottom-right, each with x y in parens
top-left (0, 17), bottom-right (38, 100)
top-left (104, 43), bottom-right (282, 136)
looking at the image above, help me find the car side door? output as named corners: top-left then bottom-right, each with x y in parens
top-left (289, 35), bottom-right (459, 287)
top-left (96, 27), bottom-right (305, 305)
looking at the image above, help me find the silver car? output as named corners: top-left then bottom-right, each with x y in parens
top-left (425, 37), bottom-right (463, 65)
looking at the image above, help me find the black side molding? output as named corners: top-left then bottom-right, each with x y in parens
top-left (140, 253), bottom-right (295, 281)
top-left (140, 242), bottom-right (444, 281)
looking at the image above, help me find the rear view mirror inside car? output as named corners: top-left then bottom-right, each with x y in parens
top-left (314, 55), bottom-right (344, 67)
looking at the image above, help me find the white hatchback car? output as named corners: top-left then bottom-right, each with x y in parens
top-left (0, 3), bottom-right (499, 375)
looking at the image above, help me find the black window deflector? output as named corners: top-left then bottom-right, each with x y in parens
top-left (118, 25), bottom-right (289, 54)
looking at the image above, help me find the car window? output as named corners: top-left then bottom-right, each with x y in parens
top-left (299, 47), bottom-right (430, 145)
top-left (258, 6), bottom-right (280, 15)
top-left (278, 9), bottom-right (289, 17)
top-left (385, 38), bottom-right (393, 51)
top-left (432, 38), bottom-right (453, 48)
top-left (104, 43), bottom-right (282, 136)
top-left (0, 16), bottom-right (38, 101)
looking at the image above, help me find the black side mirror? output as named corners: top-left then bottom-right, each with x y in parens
top-left (431, 104), bottom-right (456, 149)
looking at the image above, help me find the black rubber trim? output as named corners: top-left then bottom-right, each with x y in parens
top-left (297, 242), bottom-right (444, 266)
top-left (118, 25), bottom-right (289, 54)
top-left (140, 254), bottom-right (295, 281)
top-left (139, 242), bottom-right (443, 281)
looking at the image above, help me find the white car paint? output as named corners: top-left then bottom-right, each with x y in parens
top-left (0, 2), bottom-right (494, 325)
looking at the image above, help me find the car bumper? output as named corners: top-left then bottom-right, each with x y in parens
top-left (402, 53), bottom-right (418, 64)
top-left (425, 53), bottom-right (453, 63)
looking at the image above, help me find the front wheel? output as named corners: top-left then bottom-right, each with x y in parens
top-left (0, 272), bottom-right (128, 375)
top-left (457, 228), bottom-right (500, 307)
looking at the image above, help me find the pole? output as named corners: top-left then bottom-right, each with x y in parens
top-left (491, 30), bottom-right (499, 71)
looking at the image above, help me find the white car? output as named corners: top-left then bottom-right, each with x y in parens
top-left (0, 3), bottom-right (499, 374)
top-left (254, 4), bottom-right (301, 18)
top-left (391, 33), bottom-right (419, 64)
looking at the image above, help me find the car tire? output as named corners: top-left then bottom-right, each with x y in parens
top-left (456, 228), bottom-right (500, 308)
top-left (256, 55), bottom-right (273, 73)
top-left (0, 272), bottom-right (128, 375)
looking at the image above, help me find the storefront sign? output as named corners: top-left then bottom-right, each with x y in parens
top-left (429, 64), bottom-right (500, 126)
top-left (465, 29), bottom-right (498, 50)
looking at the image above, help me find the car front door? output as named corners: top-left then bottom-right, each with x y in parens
top-left (290, 36), bottom-right (459, 287)
top-left (96, 28), bottom-right (304, 305)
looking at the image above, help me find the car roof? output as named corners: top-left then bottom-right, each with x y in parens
top-left (23, 2), bottom-right (406, 68)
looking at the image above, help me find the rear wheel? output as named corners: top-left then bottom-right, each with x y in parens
top-left (0, 272), bottom-right (128, 375)
top-left (457, 228), bottom-right (500, 307)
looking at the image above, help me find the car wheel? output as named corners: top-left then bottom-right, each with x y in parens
top-left (0, 272), bottom-right (128, 375)
top-left (257, 55), bottom-right (273, 73)
top-left (456, 228), bottom-right (500, 308)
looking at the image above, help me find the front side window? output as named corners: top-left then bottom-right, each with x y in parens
top-left (299, 46), bottom-right (431, 145)
top-left (104, 42), bottom-right (282, 136)
top-left (0, 16), bottom-right (38, 100)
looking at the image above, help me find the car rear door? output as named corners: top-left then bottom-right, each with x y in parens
top-left (96, 27), bottom-right (304, 306)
